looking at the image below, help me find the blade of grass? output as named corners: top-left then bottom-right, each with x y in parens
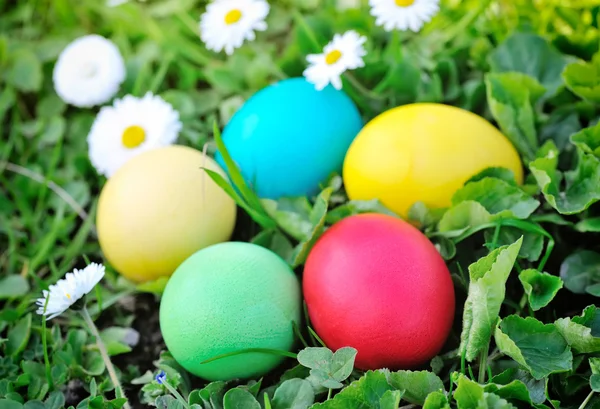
top-left (200, 348), bottom-right (298, 364)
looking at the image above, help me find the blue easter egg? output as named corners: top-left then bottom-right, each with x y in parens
top-left (216, 77), bottom-right (362, 199)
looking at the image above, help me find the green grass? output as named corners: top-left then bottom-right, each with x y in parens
top-left (2, 0), bottom-right (600, 408)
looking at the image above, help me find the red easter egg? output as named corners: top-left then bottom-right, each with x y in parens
top-left (303, 213), bottom-right (455, 370)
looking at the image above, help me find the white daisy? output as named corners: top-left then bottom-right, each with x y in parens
top-left (303, 30), bottom-right (367, 91)
top-left (36, 263), bottom-right (106, 320)
top-left (87, 92), bottom-right (182, 177)
top-left (53, 35), bottom-right (126, 108)
top-left (369, 0), bottom-right (439, 32)
top-left (199, 0), bottom-right (269, 55)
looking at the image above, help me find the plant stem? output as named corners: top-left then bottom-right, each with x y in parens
top-left (490, 222), bottom-right (502, 250)
top-left (81, 306), bottom-right (131, 409)
top-left (478, 344), bottom-right (489, 383)
top-left (163, 382), bottom-right (190, 409)
top-left (579, 391), bottom-right (595, 409)
top-left (327, 389), bottom-right (332, 400)
top-left (0, 161), bottom-right (92, 226)
top-left (41, 297), bottom-right (54, 391)
top-left (343, 72), bottom-right (385, 101)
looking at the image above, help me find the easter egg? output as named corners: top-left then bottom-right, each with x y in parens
top-left (159, 242), bottom-right (301, 381)
top-left (343, 103), bottom-right (524, 217)
top-left (216, 77), bottom-right (362, 199)
top-left (303, 213), bottom-right (455, 370)
top-left (97, 145), bottom-right (236, 283)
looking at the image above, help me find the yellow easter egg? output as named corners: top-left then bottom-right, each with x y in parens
top-left (97, 145), bottom-right (237, 283)
top-left (343, 103), bottom-right (524, 217)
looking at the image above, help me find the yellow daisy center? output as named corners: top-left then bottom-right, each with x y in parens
top-left (122, 125), bottom-right (146, 149)
top-left (395, 0), bottom-right (414, 6)
top-left (224, 9), bottom-right (242, 25)
top-left (325, 50), bottom-right (342, 65)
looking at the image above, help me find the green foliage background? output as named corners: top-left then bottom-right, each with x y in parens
top-left (3, 0), bottom-right (600, 408)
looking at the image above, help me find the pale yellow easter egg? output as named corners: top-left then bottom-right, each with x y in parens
top-left (97, 145), bottom-right (237, 283)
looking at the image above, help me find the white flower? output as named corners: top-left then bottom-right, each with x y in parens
top-left (87, 92), bottom-right (182, 177)
top-left (199, 0), bottom-right (269, 55)
top-left (53, 35), bottom-right (126, 108)
top-left (369, 0), bottom-right (439, 32)
top-left (36, 263), bottom-right (106, 320)
top-left (303, 30), bottom-right (367, 91)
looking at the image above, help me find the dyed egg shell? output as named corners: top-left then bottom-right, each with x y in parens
top-left (97, 145), bottom-right (236, 283)
top-left (343, 103), bottom-right (524, 217)
top-left (303, 213), bottom-right (455, 370)
top-left (216, 77), bottom-right (362, 199)
top-left (159, 242), bottom-right (301, 381)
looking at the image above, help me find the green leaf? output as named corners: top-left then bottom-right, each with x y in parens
top-left (571, 121), bottom-right (600, 158)
top-left (575, 218), bottom-right (600, 232)
top-left (485, 72), bottom-right (542, 160)
top-left (289, 187), bottom-right (333, 267)
top-left (482, 393), bottom-right (518, 409)
top-left (0, 87), bottom-right (16, 119)
top-left (387, 371), bottom-right (445, 405)
top-left (0, 400), bottom-right (23, 409)
top-left (451, 177), bottom-right (540, 219)
top-left (590, 375), bottom-right (600, 393)
top-left (453, 375), bottom-right (484, 408)
top-left (23, 402), bottom-right (44, 409)
top-left (45, 391), bottom-right (65, 409)
top-left (210, 124), bottom-right (276, 229)
top-left (311, 370), bottom-right (393, 409)
top-left (422, 391), bottom-right (450, 409)
top-left (36, 94), bottom-right (66, 118)
top-left (590, 358), bottom-right (600, 392)
top-left (488, 32), bottom-right (569, 96)
top-left (100, 327), bottom-right (139, 356)
top-left (203, 168), bottom-right (275, 229)
top-left (539, 107), bottom-right (582, 151)
top-left (454, 375), bottom-right (518, 409)
top-left (555, 305), bottom-right (600, 353)
top-left (297, 347), bottom-right (357, 389)
top-left (494, 315), bottom-right (572, 380)
top-left (466, 168), bottom-right (518, 185)
top-left (38, 117), bottom-right (66, 146)
top-left (271, 379), bottom-right (314, 409)
top-left (378, 390), bottom-right (402, 409)
top-left (251, 229), bottom-right (294, 262)
top-left (438, 201), bottom-right (491, 233)
top-left (489, 368), bottom-right (546, 405)
top-left (559, 250), bottom-right (600, 295)
top-left (223, 388), bottom-right (261, 409)
top-left (459, 238), bottom-right (523, 361)
top-left (530, 141), bottom-right (600, 214)
top-left (262, 197), bottom-right (313, 241)
top-left (136, 277), bottom-right (169, 295)
top-left (563, 53), bottom-right (600, 103)
top-left (484, 227), bottom-right (544, 262)
top-left (326, 200), bottom-right (398, 224)
top-left (6, 314), bottom-right (32, 357)
top-left (6, 49), bottom-right (43, 92)
top-left (518, 269), bottom-right (563, 311)
top-left (0, 276), bottom-right (29, 299)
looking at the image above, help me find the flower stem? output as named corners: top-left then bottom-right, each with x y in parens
top-left (478, 344), bottom-right (489, 383)
top-left (41, 298), bottom-right (54, 391)
top-left (579, 391), bottom-right (595, 409)
top-left (81, 306), bottom-right (131, 409)
top-left (343, 72), bottom-right (385, 101)
top-left (163, 382), bottom-right (190, 409)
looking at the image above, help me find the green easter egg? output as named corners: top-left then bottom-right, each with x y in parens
top-left (159, 242), bottom-right (301, 381)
